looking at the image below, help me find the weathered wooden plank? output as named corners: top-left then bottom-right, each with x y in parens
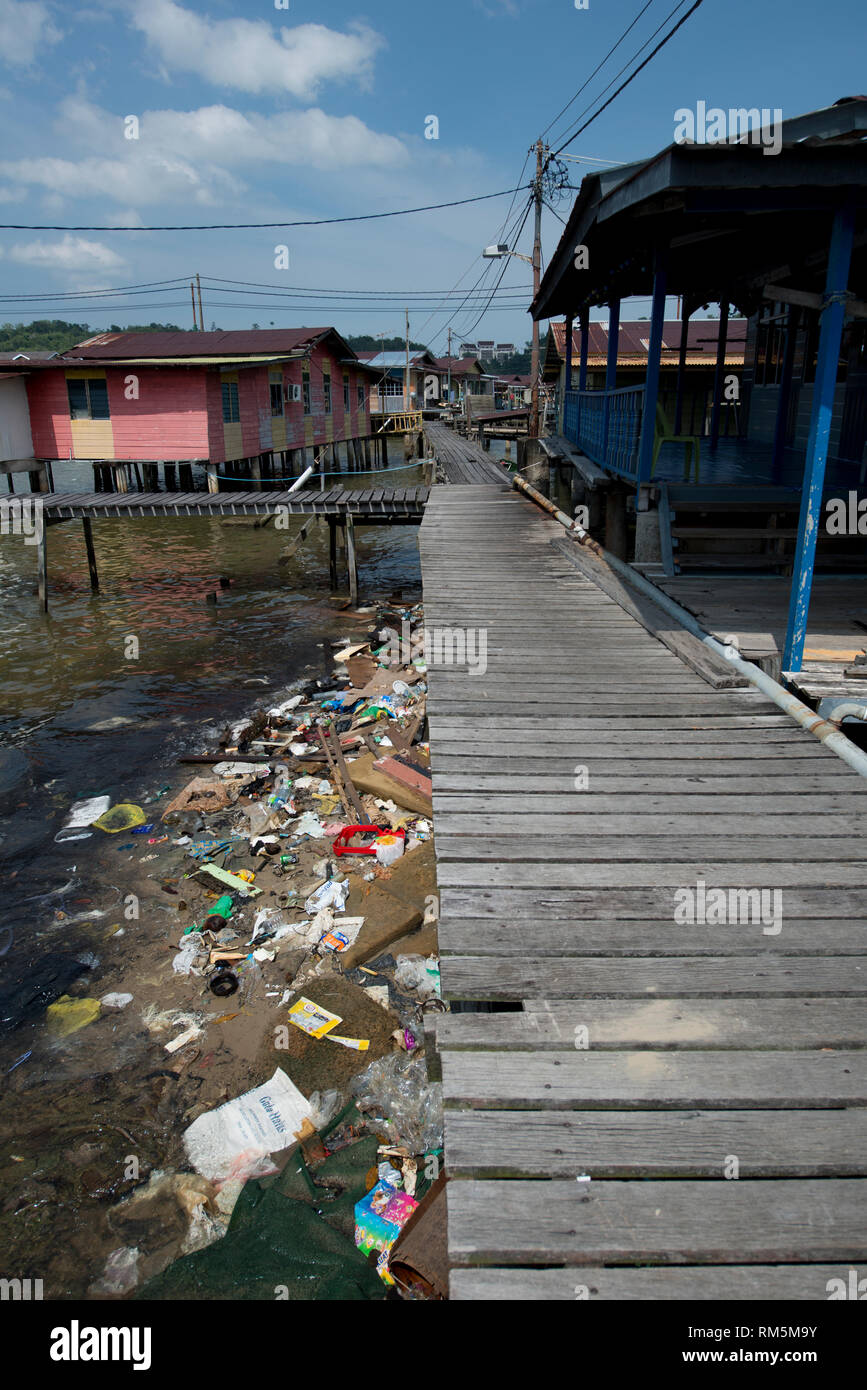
top-left (437, 918), bottom-right (866, 956)
top-left (441, 1049), bottom-right (867, 1109)
top-left (439, 954), bottom-right (867, 999)
top-left (432, 795), bottom-right (867, 816)
top-left (436, 859), bottom-right (867, 887)
top-left (449, 1265), bottom-right (862, 1300)
top-left (439, 885), bottom-right (867, 919)
top-left (435, 835), bottom-right (867, 862)
top-left (432, 757), bottom-right (841, 778)
top-left (435, 998), bottom-right (867, 1050)
top-left (447, 1179), bottom-right (867, 1265)
top-left (433, 775), bottom-right (861, 795)
top-left (443, 1109), bottom-right (867, 1176)
top-left (434, 812), bottom-right (867, 836)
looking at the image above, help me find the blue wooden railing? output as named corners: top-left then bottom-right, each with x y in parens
top-left (564, 385), bottom-right (645, 480)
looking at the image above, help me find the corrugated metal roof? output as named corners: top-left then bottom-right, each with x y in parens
top-left (549, 318), bottom-right (747, 362)
top-left (67, 328), bottom-right (336, 359)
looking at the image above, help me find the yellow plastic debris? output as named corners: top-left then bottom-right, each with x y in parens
top-left (46, 995), bottom-right (101, 1036)
top-left (93, 803), bottom-right (147, 833)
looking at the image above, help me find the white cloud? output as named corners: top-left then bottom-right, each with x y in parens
top-left (8, 234), bottom-right (125, 270)
top-left (0, 150), bottom-right (240, 206)
top-left (0, 94), bottom-right (409, 210)
top-left (0, 0), bottom-right (61, 66)
top-left (130, 0), bottom-right (384, 98)
top-left (139, 102), bottom-right (409, 172)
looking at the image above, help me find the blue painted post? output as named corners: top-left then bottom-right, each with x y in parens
top-left (578, 310), bottom-right (589, 391)
top-left (602, 298), bottom-right (620, 466)
top-left (563, 315), bottom-right (573, 434)
top-left (783, 205), bottom-right (855, 673)
top-left (709, 299), bottom-right (729, 449)
top-left (636, 252), bottom-right (668, 484)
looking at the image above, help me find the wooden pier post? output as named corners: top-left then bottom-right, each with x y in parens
top-left (164, 463), bottom-right (177, 491)
top-left (36, 523), bottom-right (47, 613)
top-left (206, 462), bottom-right (219, 493)
top-left (328, 516), bottom-right (338, 589)
top-left (345, 514), bottom-right (358, 606)
top-left (82, 517), bottom-right (99, 592)
top-left (179, 462), bottom-right (194, 491)
top-left (144, 463), bottom-right (159, 491)
top-left (605, 484), bottom-right (629, 560)
top-left (115, 464), bottom-right (129, 494)
top-left (251, 455), bottom-right (262, 491)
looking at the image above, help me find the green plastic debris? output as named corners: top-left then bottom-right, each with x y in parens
top-left (138, 1134), bottom-right (385, 1302)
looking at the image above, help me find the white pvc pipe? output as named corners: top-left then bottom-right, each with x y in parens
top-left (287, 465), bottom-right (314, 494)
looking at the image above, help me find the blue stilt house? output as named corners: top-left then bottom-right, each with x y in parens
top-left (531, 98), bottom-right (867, 676)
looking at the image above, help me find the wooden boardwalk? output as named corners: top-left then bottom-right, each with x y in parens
top-left (14, 485), bottom-right (428, 522)
top-left (419, 483), bottom-right (867, 1300)
top-left (425, 422), bottom-right (512, 486)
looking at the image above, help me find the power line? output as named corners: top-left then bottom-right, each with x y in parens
top-left (0, 186), bottom-right (529, 233)
top-left (458, 197), bottom-right (535, 342)
top-left (551, 0), bottom-right (704, 159)
top-left (200, 275), bottom-right (532, 298)
top-left (540, 0), bottom-right (657, 144)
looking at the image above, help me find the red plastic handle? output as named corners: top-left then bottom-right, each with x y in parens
top-left (333, 825), bottom-right (385, 856)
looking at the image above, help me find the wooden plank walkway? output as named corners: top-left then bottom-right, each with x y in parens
top-left (425, 422), bottom-right (512, 486)
top-left (418, 483), bottom-right (867, 1301)
top-left (13, 486), bottom-right (428, 521)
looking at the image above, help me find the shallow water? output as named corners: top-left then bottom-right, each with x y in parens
top-left (0, 460), bottom-right (424, 992)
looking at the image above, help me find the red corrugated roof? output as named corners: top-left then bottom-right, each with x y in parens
top-left (550, 318), bottom-right (747, 362)
top-left (67, 328), bottom-right (337, 359)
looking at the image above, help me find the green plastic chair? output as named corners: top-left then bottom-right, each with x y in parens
top-left (651, 402), bottom-right (700, 482)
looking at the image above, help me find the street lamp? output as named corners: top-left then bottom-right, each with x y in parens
top-left (483, 244), bottom-right (533, 265)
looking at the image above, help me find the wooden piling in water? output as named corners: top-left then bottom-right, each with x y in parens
top-left (82, 517), bottom-right (99, 592)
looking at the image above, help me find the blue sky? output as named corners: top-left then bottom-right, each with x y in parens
top-left (0, 0), bottom-right (864, 349)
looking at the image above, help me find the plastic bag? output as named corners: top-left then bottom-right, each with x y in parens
top-left (307, 1089), bottom-right (343, 1131)
top-left (304, 878), bottom-right (349, 915)
top-left (394, 954), bottom-right (440, 999)
top-left (350, 1052), bottom-right (443, 1154)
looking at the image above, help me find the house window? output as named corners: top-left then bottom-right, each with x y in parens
top-left (323, 375), bottom-right (332, 413)
top-left (357, 385), bottom-right (366, 410)
top-left (302, 369), bottom-right (311, 414)
top-left (343, 373), bottom-right (350, 410)
top-left (383, 377), bottom-right (404, 397)
top-left (67, 377), bottom-right (110, 420)
top-left (221, 381), bottom-right (240, 423)
top-left (753, 303), bottom-right (786, 387)
top-left (270, 382), bottom-right (284, 417)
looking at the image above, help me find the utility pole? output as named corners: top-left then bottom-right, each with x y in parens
top-left (447, 327), bottom-right (452, 405)
top-left (196, 273), bottom-right (205, 331)
top-left (190, 281), bottom-right (198, 330)
top-left (530, 138), bottom-right (545, 439)
top-left (405, 307), bottom-right (410, 411)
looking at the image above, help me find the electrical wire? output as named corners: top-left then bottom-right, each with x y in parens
top-left (0, 186), bottom-right (529, 233)
top-left (540, 0), bottom-right (658, 144)
top-left (550, 0), bottom-right (705, 159)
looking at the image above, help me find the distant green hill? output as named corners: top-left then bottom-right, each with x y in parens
top-left (0, 320), bottom-right (183, 353)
